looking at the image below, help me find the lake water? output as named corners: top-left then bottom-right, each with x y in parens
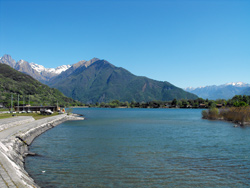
top-left (25, 108), bottom-right (250, 187)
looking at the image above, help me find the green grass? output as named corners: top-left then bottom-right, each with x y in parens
top-left (0, 108), bottom-right (9, 112)
top-left (0, 112), bottom-right (60, 120)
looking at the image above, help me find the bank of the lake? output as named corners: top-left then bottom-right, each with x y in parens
top-left (202, 107), bottom-right (250, 126)
top-left (26, 108), bottom-right (250, 188)
top-left (0, 114), bottom-right (83, 188)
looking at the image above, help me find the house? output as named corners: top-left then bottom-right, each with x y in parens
top-left (216, 104), bottom-right (223, 108)
top-left (199, 104), bottom-right (206, 108)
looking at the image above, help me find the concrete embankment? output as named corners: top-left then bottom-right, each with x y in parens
top-left (0, 114), bottom-right (84, 188)
top-left (0, 116), bottom-right (35, 132)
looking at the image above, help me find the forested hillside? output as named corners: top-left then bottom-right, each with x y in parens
top-left (49, 60), bottom-right (198, 103)
top-left (0, 64), bottom-right (81, 108)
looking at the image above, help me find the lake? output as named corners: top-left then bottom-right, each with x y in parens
top-left (25, 108), bottom-right (250, 187)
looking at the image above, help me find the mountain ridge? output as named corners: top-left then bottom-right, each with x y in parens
top-left (48, 59), bottom-right (198, 103)
top-left (185, 82), bottom-right (250, 91)
top-left (0, 54), bottom-right (72, 83)
top-left (0, 63), bottom-right (81, 107)
top-left (184, 82), bottom-right (250, 100)
top-left (1, 54), bottom-right (198, 103)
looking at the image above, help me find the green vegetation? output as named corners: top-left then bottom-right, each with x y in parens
top-left (202, 95), bottom-right (250, 125)
top-left (0, 112), bottom-right (60, 120)
top-left (227, 95), bottom-right (250, 107)
top-left (83, 98), bottom-right (212, 108)
top-left (82, 95), bottom-right (250, 110)
top-left (86, 100), bottom-right (168, 108)
top-left (0, 64), bottom-right (82, 108)
top-left (0, 108), bottom-right (8, 112)
top-left (202, 108), bottom-right (219, 120)
top-left (49, 60), bottom-right (198, 103)
top-left (172, 95), bottom-right (250, 108)
top-left (202, 107), bottom-right (250, 125)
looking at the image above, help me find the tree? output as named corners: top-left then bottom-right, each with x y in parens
top-left (66, 108), bottom-right (73, 115)
top-left (177, 100), bottom-right (182, 107)
top-left (171, 99), bottom-right (177, 106)
top-left (181, 99), bottom-right (188, 108)
top-left (209, 101), bottom-right (216, 108)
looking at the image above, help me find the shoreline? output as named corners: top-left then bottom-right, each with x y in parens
top-left (0, 113), bottom-right (84, 188)
top-left (202, 117), bottom-right (250, 127)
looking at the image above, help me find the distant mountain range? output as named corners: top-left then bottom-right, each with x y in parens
top-left (184, 82), bottom-right (250, 100)
top-left (0, 54), bottom-right (71, 83)
top-left (0, 54), bottom-right (198, 103)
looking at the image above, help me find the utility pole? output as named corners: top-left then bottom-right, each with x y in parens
top-left (23, 96), bottom-right (25, 112)
top-left (11, 93), bottom-right (13, 112)
top-left (28, 95), bottom-right (30, 112)
top-left (18, 94), bottom-right (19, 112)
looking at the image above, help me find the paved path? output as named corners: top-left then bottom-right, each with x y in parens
top-left (0, 149), bottom-right (17, 188)
top-left (0, 116), bottom-right (35, 132)
top-left (0, 116), bottom-right (60, 140)
top-left (0, 116), bottom-right (33, 127)
top-left (0, 115), bottom-right (67, 188)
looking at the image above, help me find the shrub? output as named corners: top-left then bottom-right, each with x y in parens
top-left (202, 110), bottom-right (208, 119)
top-left (202, 107), bottom-right (219, 120)
top-left (208, 107), bottom-right (219, 120)
top-left (222, 107), bottom-right (250, 124)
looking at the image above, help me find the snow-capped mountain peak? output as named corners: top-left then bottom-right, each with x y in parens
top-left (30, 63), bottom-right (71, 74)
top-left (18, 59), bottom-right (25, 65)
top-left (185, 82), bottom-right (249, 91)
top-left (184, 86), bottom-right (196, 91)
top-left (185, 86), bottom-right (195, 90)
top-left (30, 63), bottom-right (46, 73)
top-left (0, 54), bottom-right (72, 82)
top-left (47, 65), bottom-right (72, 74)
top-left (184, 86), bottom-right (205, 91)
top-left (224, 82), bottom-right (247, 87)
top-left (184, 81), bottom-right (250, 100)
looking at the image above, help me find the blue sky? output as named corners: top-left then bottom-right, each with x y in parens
top-left (0, 0), bottom-right (250, 88)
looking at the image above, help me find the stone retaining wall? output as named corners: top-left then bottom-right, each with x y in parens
top-left (0, 114), bottom-right (84, 188)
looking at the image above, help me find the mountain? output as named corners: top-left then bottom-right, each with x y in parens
top-left (48, 58), bottom-right (100, 86)
top-left (30, 63), bottom-right (71, 74)
top-left (185, 82), bottom-right (250, 100)
top-left (0, 54), bottom-right (71, 83)
top-left (1, 54), bottom-right (198, 103)
top-left (240, 87), bottom-right (250, 95)
top-left (0, 54), bottom-right (16, 67)
top-left (48, 59), bottom-right (198, 103)
top-left (0, 64), bottom-right (80, 107)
